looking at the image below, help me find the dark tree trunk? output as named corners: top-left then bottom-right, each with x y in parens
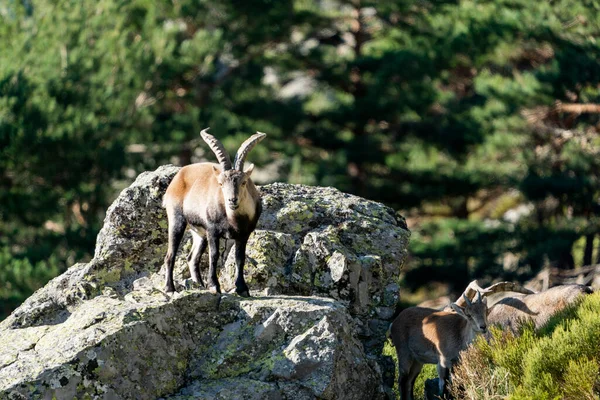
top-left (557, 247), bottom-right (575, 270)
top-left (348, 4), bottom-right (368, 198)
top-left (583, 233), bottom-right (595, 266)
top-left (452, 196), bottom-right (469, 219)
top-left (179, 144), bottom-right (192, 166)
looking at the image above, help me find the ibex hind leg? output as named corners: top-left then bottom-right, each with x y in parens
top-left (399, 371), bottom-right (413, 400)
top-left (396, 353), bottom-right (416, 400)
top-left (188, 230), bottom-right (207, 287)
top-left (164, 208), bottom-right (187, 293)
top-left (408, 362), bottom-right (423, 399)
top-left (220, 239), bottom-right (234, 267)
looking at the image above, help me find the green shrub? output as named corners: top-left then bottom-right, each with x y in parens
top-left (450, 292), bottom-right (600, 399)
top-left (563, 358), bottom-right (598, 400)
top-left (520, 293), bottom-right (600, 398)
top-left (492, 325), bottom-right (537, 388)
top-left (450, 333), bottom-right (514, 399)
top-left (0, 247), bottom-right (61, 320)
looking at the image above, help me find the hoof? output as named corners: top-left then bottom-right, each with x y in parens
top-left (236, 289), bottom-right (251, 298)
top-left (164, 283), bottom-right (176, 293)
top-left (208, 286), bottom-right (221, 295)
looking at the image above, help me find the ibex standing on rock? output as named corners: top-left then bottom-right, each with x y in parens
top-left (389, 290), bottom-right (488, 400)
top-left (162, 128), bottom-right (265, 296)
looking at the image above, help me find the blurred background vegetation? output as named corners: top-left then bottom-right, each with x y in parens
top-left (1, 0), bottom-right (600, 320)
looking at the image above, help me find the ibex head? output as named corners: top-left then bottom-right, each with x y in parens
top-left (450, 291), bottom-right (488, 333)
top-left (200, 128), bottom-right (266, 211)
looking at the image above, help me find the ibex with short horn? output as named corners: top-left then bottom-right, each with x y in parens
top-left (389, 280), bottom-right (534, 399)
top-left (162, 128), bottom-right (265, 296)
top-left (389, 290), bottom-right (488, 399)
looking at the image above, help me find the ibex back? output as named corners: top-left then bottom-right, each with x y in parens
top-left (389, 292), bottom-right (488, 399)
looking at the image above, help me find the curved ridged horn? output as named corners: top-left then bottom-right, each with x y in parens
top-left (200, 128), bottom-right (232, 170)
top-left (463, 294), bottom-right (472, 306)
top-left (233, 132), bottom-right (267, 171)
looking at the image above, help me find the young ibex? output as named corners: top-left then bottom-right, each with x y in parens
top-left (389, 280), bottom-right (535, 399)
top-left (389, 291), bottom-right (488, 400)
top-left (162, 128), bottom-right (265, 296)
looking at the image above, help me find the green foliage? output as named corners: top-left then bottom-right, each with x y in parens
top-left (0, 0), bottom-right (295, 320)
top-left (451, 292), bottom-right (600, 399)
top-left (406, 218), bottom-right (516, 292)
top-left (401, 0), bottom-right (600, 293)
top-left (0, 247), bottom-right (60, 318)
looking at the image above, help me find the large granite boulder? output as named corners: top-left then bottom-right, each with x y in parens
top-left (1, 293), bottom-right (378, 400)
top-left (0, 166), bottom-right (410, 399)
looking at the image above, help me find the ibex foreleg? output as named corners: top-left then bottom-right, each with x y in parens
top-left (437, 358), bottom-right (452, 399)
top-left (234, 237), bottom-right (250, 297)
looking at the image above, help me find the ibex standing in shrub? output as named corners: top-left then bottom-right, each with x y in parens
top-left (388, 280), bottom-right (534, 399)
top-left (162, 128), bottom-right (265, 296)
top-left (389, 291), bottom-right (488, 400)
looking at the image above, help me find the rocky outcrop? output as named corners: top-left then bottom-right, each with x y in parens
top-left (0, 166), bottom-right (410, 399)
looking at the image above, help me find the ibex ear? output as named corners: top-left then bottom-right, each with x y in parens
top-left (450, 303), bottom-right (468, 319)
top-left (244, 163), bottom-right (254, 176)
top-left (212, 165), bottom-right (222, 178)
